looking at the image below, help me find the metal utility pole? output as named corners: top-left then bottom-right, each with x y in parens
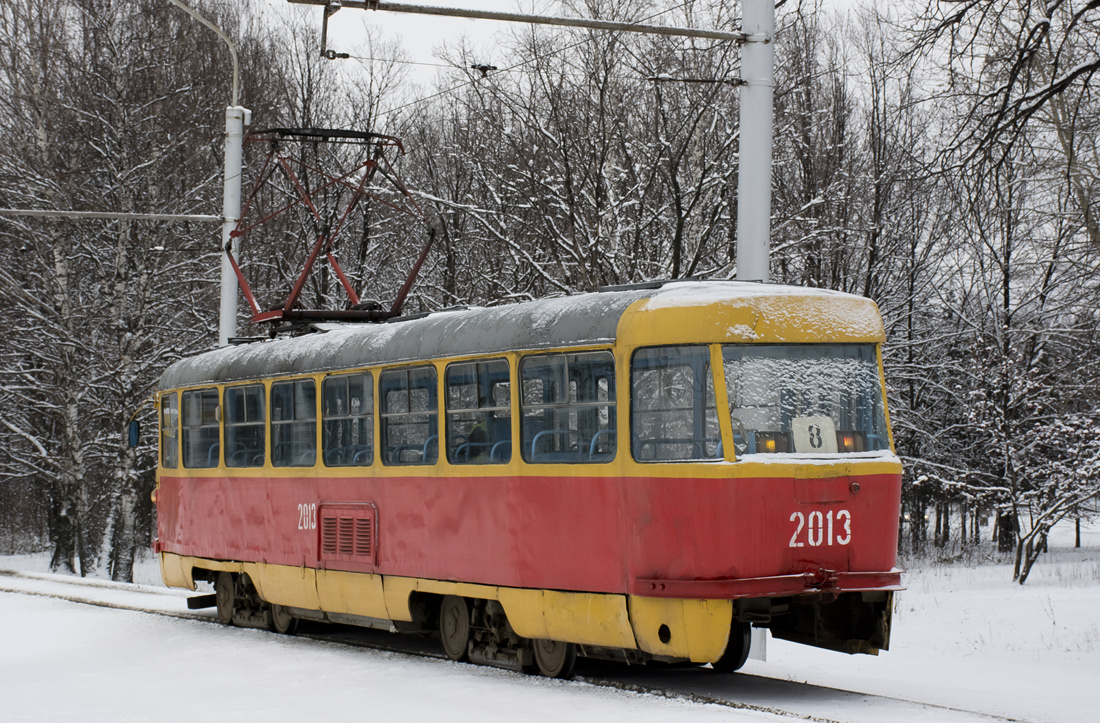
top-left (219, 106), bottom-right (250, 346)
top-left (735, 0), bottom-right (774, 283)
top-left (216, 105), bottom-right (249, 347)
top-left (291, 0), bottom-right (775, 283)
top-left (167, 0), bottom-right (251, 346)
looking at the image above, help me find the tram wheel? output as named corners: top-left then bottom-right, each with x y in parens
top-left (215, 572), bottom-right (235, 626)
top-left (712, 621), bottom-right (751, 673)
top-left (270, 604), bottom-right (298, 635)
top-left (439, 595), bottom-right (470, 662)
top-left (532, 639), bottom-right (576, 679)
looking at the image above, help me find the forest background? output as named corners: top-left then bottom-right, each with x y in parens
top-left (1, 0), bottom-right (1097, 586)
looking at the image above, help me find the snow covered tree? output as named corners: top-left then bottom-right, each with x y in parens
top-left (0, 0), bottom-right (287, 579)
top-left (1015, 413), bottom-right (1100, 582)
top-left (905, 0), bottom-right (1100, 248)
top-left (888, 0), bottom-right (1100, 573)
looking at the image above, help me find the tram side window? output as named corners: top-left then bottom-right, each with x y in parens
top-left (322, 373), bottom-right (373, 466)
top-left (631, 346), bottom-right (719, 461)
top-left (181, 388), bottom-right (220, 468)
top-left (381, 366), bottom-right (438, 465)
top-left (225, 385), bottom-right (265, 467)
top-left (445, 359), bottom-right (511, 464)
top-left (160, 393), bottom-right (179, 469)
top-left (271, 379), bottom-right (317, 467)
top-left (520, 351), bottom-right (616, 464)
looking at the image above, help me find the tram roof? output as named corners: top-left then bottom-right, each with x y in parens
top-left (158, 281), bottom-right (882, 389)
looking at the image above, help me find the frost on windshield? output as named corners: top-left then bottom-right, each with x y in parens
top-left (723, 344), bottom-right (889, 456)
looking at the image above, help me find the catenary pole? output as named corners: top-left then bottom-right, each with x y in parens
top-left (735, 0), bottom-right (774, 282)
top-left (167, 0), bottom-right (250, 346)
top-left (219, 106), bottom-right (250, 346)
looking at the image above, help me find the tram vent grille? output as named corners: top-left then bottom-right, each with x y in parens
top-left (318, 503), bottom-right (377, 566)
top-left (353, 518), bottom-right (373, 555)
top-left (321, 519), bottom-right (337, 553)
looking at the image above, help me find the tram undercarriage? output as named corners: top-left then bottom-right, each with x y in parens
top-left (190, 565), bottom-right (893, 679)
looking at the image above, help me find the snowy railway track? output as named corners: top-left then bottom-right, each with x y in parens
top-left (0, 569), bottom-right (1025, 723)
top-left (0, 567), bottom-right (214, 621)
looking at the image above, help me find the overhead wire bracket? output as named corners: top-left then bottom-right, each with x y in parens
top-left (320, 2), bottom-right (351, 59)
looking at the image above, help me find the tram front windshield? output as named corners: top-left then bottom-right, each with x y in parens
top-left (722, 344), bottom-right (890, 456)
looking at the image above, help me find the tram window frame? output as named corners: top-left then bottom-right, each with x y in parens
top-left (270, 379), bottom-right (317, 467)
top-left (630, 346), bottom-right (719, 462)
top-left (322, 372), bottom-right (374, 467)
top-left (160, 392), bottom-right (179, 469)
top-left (444, 359), bottom-right (512, 465)
top-left (181, 388), bottom-right (220, 468)
top-left (380, 366), bottom-right (439, 466)
top-left (224, 384), bottom-right (266, 468)
top-left (519, 350), bottom-right (616, 464)
top-left (721, 343), bottom-right (891, 456)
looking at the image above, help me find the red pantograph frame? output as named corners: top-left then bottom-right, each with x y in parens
top-left (224, 128), bottom-right (434, 326)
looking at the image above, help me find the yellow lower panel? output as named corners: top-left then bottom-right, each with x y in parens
top-left (498, 589), bottom-right (637, 649)
top-left (159, 554), bottom-right (320, 609)
top-left (628, 596), bottom-right (733, 663)
top-left (160, 553), bottom-right (246, 590)
top-left (382, 576), bottom-right (503, 622)
top-left (383, 577), bottom-right (635, 648)
top-left (315, 569), bottom-right (388, 619)
top-left (159, 553), bottom-right (197, 591)
top-left (160, 556), bottom-right (721, 660)
top-left (247, 564), bottom-right (320, 611)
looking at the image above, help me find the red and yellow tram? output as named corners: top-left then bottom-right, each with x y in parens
top-left (153, 280), bottom-right (902, 677)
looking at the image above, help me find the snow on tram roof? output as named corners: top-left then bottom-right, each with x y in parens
top-left (158, 281), bottom-right (877, 389)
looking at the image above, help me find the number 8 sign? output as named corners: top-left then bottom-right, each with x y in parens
top-left (791, 416), bottom-right (838, 453)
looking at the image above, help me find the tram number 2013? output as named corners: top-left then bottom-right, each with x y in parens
top-left (298, 503), bottom-right (317, 531)
top-left (789, 510), bottom-right (851, 548)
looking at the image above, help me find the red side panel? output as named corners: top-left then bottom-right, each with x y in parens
top-left (624, 473), bottom-right (901, 585)
top-left (156, 470), bottom-right (901, 598)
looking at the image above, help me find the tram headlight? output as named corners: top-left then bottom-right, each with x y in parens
top-left (754, 432), bottom-right (789, 453)
top-left (836, 431), bottom-right (866, 453)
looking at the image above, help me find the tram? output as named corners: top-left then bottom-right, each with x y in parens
top-left (152, 280), bottom-right (902, 677)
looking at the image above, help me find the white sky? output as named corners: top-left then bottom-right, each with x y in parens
top-left (255, 0), bottom-right (866, 87)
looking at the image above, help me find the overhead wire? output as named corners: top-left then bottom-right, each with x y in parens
top-left (345, 54), bottom-right (454, 70)
top-left (344, 51), bottom-right (739, 86)
top-left (348, 1), bottom-right (735, 121)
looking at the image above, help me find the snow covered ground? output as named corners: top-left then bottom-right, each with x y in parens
top-left (1, 519), bottom-right (1096, 723)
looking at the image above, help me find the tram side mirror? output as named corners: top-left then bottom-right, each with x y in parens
top-left (127, 420), bottom-right (140, 448)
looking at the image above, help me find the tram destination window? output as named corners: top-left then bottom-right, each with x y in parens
top-left (380, 366), bottom-right (438, 465)
top-left (224, 385), bottom-right (265, 467)
top-left (323, 373), bottom-right (374, 466)
top-left (520, 351), bottom-right (616, 464)
top-left (270, 379), bottom-right (317, 467)
top-left (181, 388), bottom-right (219, 468)
top-left (631, 346), bottom-right (719, 461)
top-left (160, 393), bottom-right (179, 469)
top-left (445, 359), bottom-right (511, 464)
top-left (722, 344), bottom-right (890, 456)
